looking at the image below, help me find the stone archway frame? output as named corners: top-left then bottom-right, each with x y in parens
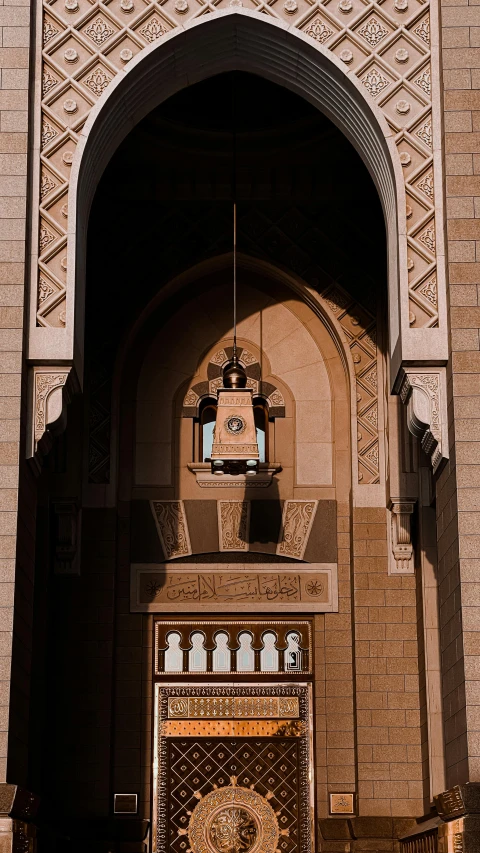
top-left (28, 10), bottom-right (449, 471)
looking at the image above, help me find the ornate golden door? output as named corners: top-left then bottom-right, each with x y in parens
top-left (153, 622), bottom-right (314, 853)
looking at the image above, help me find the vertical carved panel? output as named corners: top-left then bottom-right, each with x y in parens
top-left (323, 287), bottom-right (379, 484)
top-left (277, 500), bottom-right (318, 560)
top-left (150, 500), bottom-right (192, 560)
top-left (217, 501), bottom-right (250, 552)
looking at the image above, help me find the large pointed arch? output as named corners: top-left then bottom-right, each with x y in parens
top-left (29, 9), bottom-right (412, 378)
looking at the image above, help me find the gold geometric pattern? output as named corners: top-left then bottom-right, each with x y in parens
top-left (156, 684), bottom-right (312, 853)
top-left (167, 739), bottom-right (299, 853)
top-left (36, 0), bottom-right (435, 331)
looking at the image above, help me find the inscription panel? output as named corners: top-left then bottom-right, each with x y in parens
top-left (167, 696), bottom-right (300, 719)
top-left (132, 562), bottom-right (338, 612)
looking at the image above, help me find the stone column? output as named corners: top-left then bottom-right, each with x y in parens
top-left (0, 0), bottom-right (30, 782)
top-left (437, 0), bottom-right (480, 787)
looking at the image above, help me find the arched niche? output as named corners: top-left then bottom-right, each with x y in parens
top-left (108, 255), bottom-right (388, 512)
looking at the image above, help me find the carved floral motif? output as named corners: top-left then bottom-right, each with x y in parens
top-left (41, 121), bottom-right (57, 148)
top-left (416, 169), bottom-right (434, 200)
top-left (183, 388), bottom-right (199, 407)
top-left (34, 372), bottom-right (68, 441)
top-left (40, 173), bottom-right (56, 200)
top-left (364, 403), bottom-right (378, 429)
top-left (418, 224), bottom-right (435, 253)
top-left (84, 16), bottom-right (115, 45)
top-left (38, 277), bottom-right (54, 306)
top-left (218, 501), bottom-right (249, 551)
top-left (415, 118), bottom-right (432, 148)
top-left (413, 15), bottom-right (430, 44)
top-left (268, 390), bottom-right (285, 407)
top-left (362, 363), bottom-right (378, 392)
top-left (414, 66), bottom-right (431, 96)
top-left (239, 349), bottom-right (257, 366)
top-left (361, 66), bottom-right (389, 98)
top-left (277, 500), bottom-right (317, 559)
top-left (364, 441), bottom-right (379, 470)
top-left (84, 66), bottom-right (112, 97)
top-left (324, 288), bottom-right (350, 314)
top-left (139, 16), bottom-right (167, 41)
top-left (39, 225), bottom-right (55, 252)
top-left (358, 16), bottom-right (388, 46)
top-left (43, 20), bottom-right (59, 44)
top-left (211, 348), bottom-right (229, 366)
top-left (418, 274), bottom-right (437, 306)
top-left (303, 17), bottom-right (333, 43)
top-left (42, 69), bottom-right (59, 96)
top-left (150, 500), bottom-right (192, 559)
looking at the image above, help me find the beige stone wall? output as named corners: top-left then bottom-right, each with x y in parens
top-left (438, 0), bottom-right (480, 786)
top-left (353, 508), bottom-right (425, 817)
top-left (0, 0), bottom-right (30, 783)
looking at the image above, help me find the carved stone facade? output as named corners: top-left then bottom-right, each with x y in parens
top-left (2, 0), bottom-right (480, 847)
top-left (34, 0), bottom-right (439, 339)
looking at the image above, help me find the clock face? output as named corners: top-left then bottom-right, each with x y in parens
top-left (225, 415), bottom-right (246, 435)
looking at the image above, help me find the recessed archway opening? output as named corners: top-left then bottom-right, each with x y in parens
top-left (29, 69), bottom-right (388, 831)
top-left (85, 70), bottom-right (386, 484)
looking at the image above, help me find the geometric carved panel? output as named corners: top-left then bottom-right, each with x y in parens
top-left (37, 0), bottom-right (435, 335)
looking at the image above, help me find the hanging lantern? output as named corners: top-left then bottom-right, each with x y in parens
top-left (209, 112), bottom-right (260, 478)
top-left (210, 354), bottom-right (259, 476)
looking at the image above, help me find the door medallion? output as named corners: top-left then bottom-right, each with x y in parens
top-left (185, 776), bottom-right (282, 853)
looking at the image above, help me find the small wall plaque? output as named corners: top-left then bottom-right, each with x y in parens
top-left (114, 793), bottom-right (138, 814)
top-left (329, 793), bottom-right (355, 815)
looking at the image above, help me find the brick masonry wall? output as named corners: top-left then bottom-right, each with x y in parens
top-left (315, 501), bottom-right (356, 820)
top-left (353, 508), bottom-right (425, 817)
top-left (113, 504), bottom-right (152, 819)
top-left (438, 0), bottom-right (480, 785)
top-left (0, 0), bottom-right (30, 784)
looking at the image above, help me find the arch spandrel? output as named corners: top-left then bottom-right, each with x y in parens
top-left (29, 9), bottom-right (449, 475)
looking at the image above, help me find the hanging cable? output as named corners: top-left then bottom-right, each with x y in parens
top-left (233, 200), bottom-right (237, 357)
top-left (232, 73), bottom-right (237, 359)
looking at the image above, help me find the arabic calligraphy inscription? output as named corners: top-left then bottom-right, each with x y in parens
top-left (168, 696), bottom-right (300, 719)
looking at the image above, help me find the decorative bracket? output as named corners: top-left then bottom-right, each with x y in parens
top-left (28, 365), bottom-right (80, 463)
top-left (398, 368), bottom-right (448, 475)
top-left (389, 498), bottom-right (416, 575)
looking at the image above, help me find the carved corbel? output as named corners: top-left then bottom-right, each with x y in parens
top-left (389, 498), bottom-right (416, 574)
top-left (398, 368), bottom-right (448, 474)
top-left (29, 366), bottom-right (80, 462)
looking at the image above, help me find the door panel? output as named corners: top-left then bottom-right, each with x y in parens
top-left (154, 685), bottom-right (313, 853)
